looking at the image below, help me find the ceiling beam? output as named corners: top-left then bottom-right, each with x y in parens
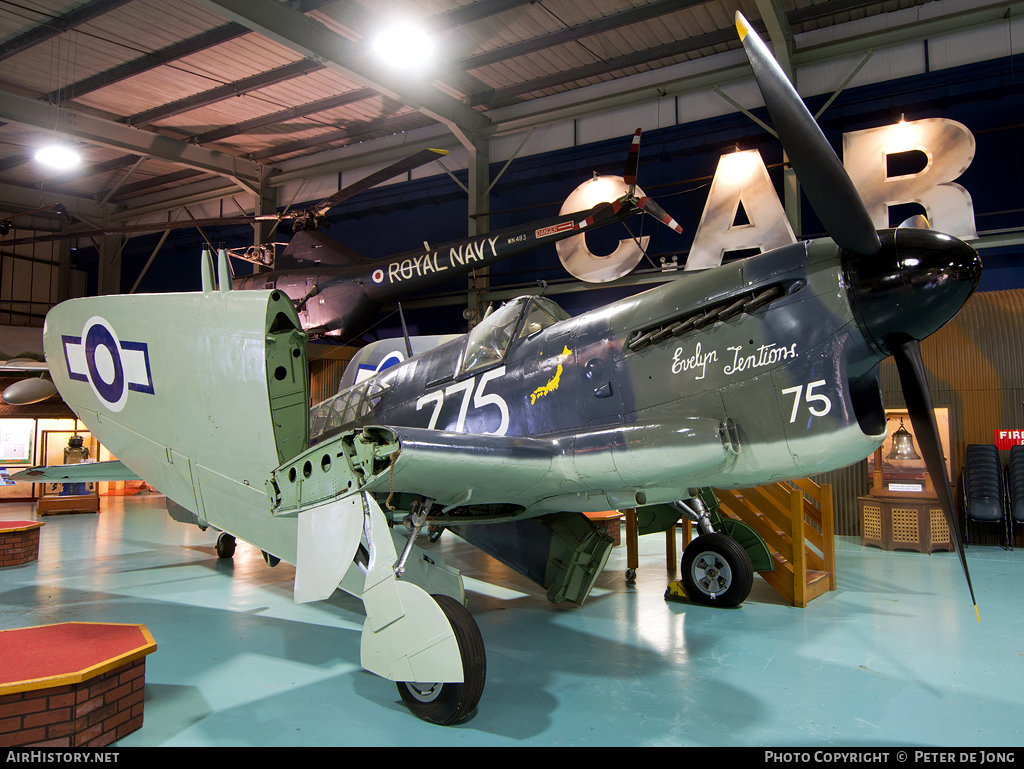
top-left (756, 0), bottom-right (795, 81)
top-left (47, 23), bottom-right (249, 105)
top-left (41, 0), bottom-right (1017, 220)
top-left (794, 0), bottom-right (1024, 62)
top-left (476, 0), bottom-right (1024, 111)
top-left (190, 0), bottom-right (491, 146)
top-left (455, 0), bottom-right (713, 72)
top-left (0, 0), bottom-right (132, 63)
top-left (106, 169), bottom-right (206, 204)
top-left (247, 112), bottom-right (435, 161)
top-left (427, 0), bottom-right (534, 32)
top-left (787, 0), bottom-right (913, 26)
top-left (470, 26), bottom-right (739, 106)
top-left (491, 0), bottom-right (1024, 135)
top-left (190, 88), bottom-right (377, 144)
top-left (0, 181), bottom-right (109, 223)
top-left (0, 90), bottom-right (266, 196)
top-left (45, 0), bottom-right (340, 105)
top-left (44, 153), bottom-right (144, 187)
top-left (126, 59), bottom-right (325, 127)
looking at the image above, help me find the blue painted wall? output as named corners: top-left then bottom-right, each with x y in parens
top-left (84, 52), bottom-right (1024, 341)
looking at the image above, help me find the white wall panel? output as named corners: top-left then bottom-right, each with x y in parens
top-left (490, 121), bottom-right (575, 163)
top-left (575, 98), bottom-right (665, 147)
top-left (796, 42), bottom-right (926, 101)
top-left (675, 79), bottom-right (764, 127)
top-left (31, 261), bottom-right (52, 305)
top-left (927, 16), bottom-right (1024, 71)
top-left (279, 176), bottom-right (338, 209)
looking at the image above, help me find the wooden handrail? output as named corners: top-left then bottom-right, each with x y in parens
top-left (713, 479), bottom-right (836, 607)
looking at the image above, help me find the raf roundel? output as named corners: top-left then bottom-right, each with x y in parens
top-left (372, 268), bottom-right (385, 284)
top-left (61, 316), bottom-right (154, 413)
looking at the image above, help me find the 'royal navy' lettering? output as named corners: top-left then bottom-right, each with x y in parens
top-left (384, 236), bottom-right (501, 284)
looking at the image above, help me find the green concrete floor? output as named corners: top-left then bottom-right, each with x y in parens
top-left (1, 495), bottom-right (1022, 747)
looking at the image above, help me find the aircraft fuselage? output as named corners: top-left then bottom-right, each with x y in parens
top-left (310, 227), bottom-right (978, 517)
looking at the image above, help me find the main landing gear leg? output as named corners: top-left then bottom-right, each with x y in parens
top-left (292, 492), bottom-right (486, 724)
top-left (671, 493), bottom-right (754, 607)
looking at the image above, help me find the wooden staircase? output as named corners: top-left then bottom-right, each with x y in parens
top-left (713, 479), bottom-right (836, 607)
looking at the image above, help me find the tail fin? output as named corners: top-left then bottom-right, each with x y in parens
top-left (276, 231), bottom-right (366, 271)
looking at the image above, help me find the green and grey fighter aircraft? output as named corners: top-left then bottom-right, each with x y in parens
top-left (17, 13), bottom-right (982, 726)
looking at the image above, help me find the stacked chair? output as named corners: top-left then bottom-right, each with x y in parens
top-left (961, 444), bottom-right (1010, 549)
top-left (1006, 445), bottom-right (1024, 550)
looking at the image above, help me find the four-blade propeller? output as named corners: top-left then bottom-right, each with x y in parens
top-left (736, 11), bottom-right (980, 619)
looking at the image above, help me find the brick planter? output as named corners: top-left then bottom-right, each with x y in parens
top-left (0, 521), bottom-right (43, 567)
top-left (0, 623), bottom-right (157, 747)
top-left (584, 511), bottom-right (622, 546)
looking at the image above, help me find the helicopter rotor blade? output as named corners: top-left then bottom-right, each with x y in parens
top-left (637, 196), bottom-right (683, 234)
top-left (623, 128), bottom-right (641, 191)
top-left (316, 148), bottom-right (450, 222)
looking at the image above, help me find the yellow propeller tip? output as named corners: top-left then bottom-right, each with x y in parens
top-left (735, 11), bottom-right (751, 41)
top-left (428, 148), bottom-right (450, 156)
top-left (975, 605), bottom-right (981, 624)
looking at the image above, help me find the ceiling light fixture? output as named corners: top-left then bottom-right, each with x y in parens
top-left (372, 23), bottom-right (434, 70)
top-left (35, 144), bottom-right (81, 170)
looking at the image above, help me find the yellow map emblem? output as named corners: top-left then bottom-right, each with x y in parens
top-left (531, 346), bottom-right (572, 404)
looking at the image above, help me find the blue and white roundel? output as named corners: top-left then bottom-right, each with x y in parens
top-left (61, 316), bottom-right (154, 413)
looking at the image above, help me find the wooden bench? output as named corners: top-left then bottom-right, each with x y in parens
top-left (0, 622), bottom-right (157, 747)
top-left (0, 521), bottom-right (43, 567)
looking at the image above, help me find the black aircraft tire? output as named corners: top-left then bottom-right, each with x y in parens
top-left (396, 594), bottom-right (486, 725)
top-left (215, 532), bottom-right (235, 559)
top-left (680, 533), bottom-right (753, 608)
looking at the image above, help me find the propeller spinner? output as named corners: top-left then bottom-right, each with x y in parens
top-left (735, 12), bottom-right (983, 618)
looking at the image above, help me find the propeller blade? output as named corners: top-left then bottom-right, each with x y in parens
top-left (735, 12), bottom-right (881, 257)
top-left (637, 196), bottom-right (683, 234)
top-left (623, 128), bottom-right (642, 189)
top-left (891, 337), bottom-right (980, 622)
top-left (316, 148), bottom-right (449, 219)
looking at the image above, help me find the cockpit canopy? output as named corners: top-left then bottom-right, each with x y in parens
top-left (459, 295), bottom-right (570, 376)
top-left (309, 295), bottom-right (572, 443)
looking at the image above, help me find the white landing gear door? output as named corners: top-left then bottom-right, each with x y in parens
top-left (357, 492), bottom-right (464, 685)
top-left (294, 495), bottom-right (365, 604)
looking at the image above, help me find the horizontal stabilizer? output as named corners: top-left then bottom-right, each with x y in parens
top-left (11, 460), bottom-right (141, 483)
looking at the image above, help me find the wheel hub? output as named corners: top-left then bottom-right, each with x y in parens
top-left (693, 553), bottom-right (732, 597)
top-left (405, 682), bottom-right (443, 703)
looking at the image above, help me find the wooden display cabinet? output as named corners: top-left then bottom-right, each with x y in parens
top-left (859, 409), bottom-right (953, 554)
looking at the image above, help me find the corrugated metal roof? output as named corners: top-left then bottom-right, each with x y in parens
top-left (0, 0), bottom-right (951, 233)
